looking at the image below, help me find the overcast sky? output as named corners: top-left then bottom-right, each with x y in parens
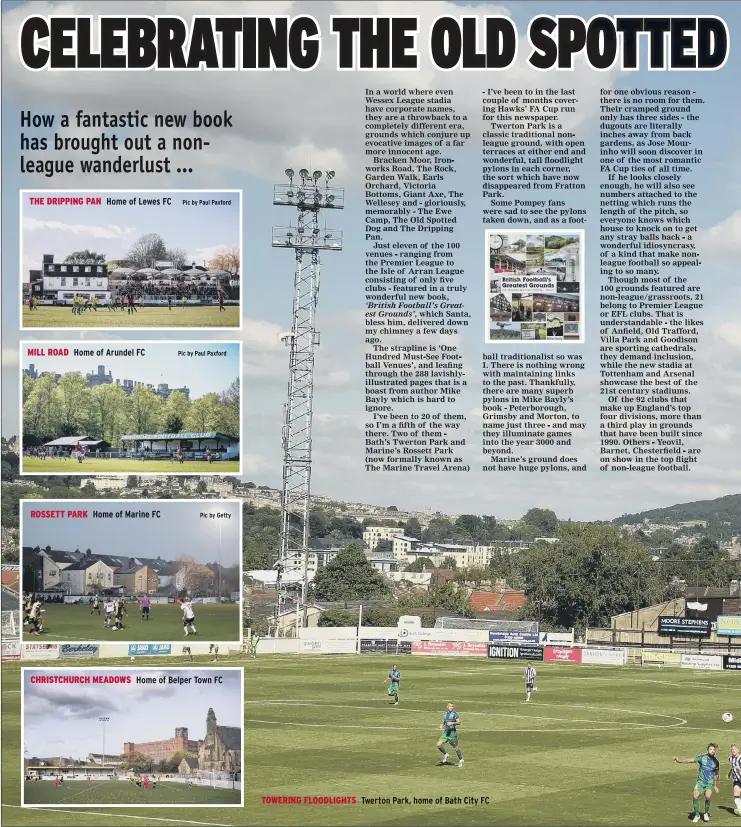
top-left (22, 190), bottom-right (239, 273)
top-left (22, 500), bottom-right (240, 566)
top-left (22, 342), bottom-right (240, 400)
top-left (2, 1), bottom-right (740, 521)
top-left (23, 669), bottom-right (242, 758)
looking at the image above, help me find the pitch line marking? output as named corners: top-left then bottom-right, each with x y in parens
top-left (4, 805), bottom-right (231, 825)
top-left (245, 700), bottom-right (686, 729)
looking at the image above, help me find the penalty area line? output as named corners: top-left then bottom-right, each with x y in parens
top-left (3, 805), bottom-right (232, 826)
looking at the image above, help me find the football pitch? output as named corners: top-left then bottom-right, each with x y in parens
top-left (21, 458), bottom-right (240, 474)
top-left (22, 603), bottom-right (241, 643)
top-left (23, 780), bottom-right (241, 806)
top-left (2, 654), bottom-right (740, 826)
top-left (22, 306), bottom-right (240, 328)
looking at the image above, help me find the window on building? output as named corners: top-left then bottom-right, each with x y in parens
top-left (73, 277), bottom-right (78, 286)
top-left (60, 265), bottom-right (67, 272)
top-left (85, 277), bottom-right (91, 286)
top-left (60, 278), bottom-right (66, 286)
top-left (73, 265), bottom-right (79, 272)
top-left (84, 266), bottom-right (91, 272)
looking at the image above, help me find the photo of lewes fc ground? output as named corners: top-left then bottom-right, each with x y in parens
top-left (2, 653), bottom-right (739, 826)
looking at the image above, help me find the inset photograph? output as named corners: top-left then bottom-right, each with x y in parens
top-left (20, 341), bottom-right (241, 475)
top-left (489, 322), bottom-right (521, 340)
top-left (22, 667), bottom-right (243, 807)
top-left (547, 313), bottom-right (564, 338)
top-left (484, 229), bottom-right (584, 343)
top-left (20, 499), bottom-right (242, 644)
top-left (511, 294), bottom-right (533, 323)
top-left (21, 190), bottom-right (242, 330)
top-left (521, 322), bottom-right (547, 341)
top-left (489, 293), bottom-right (512, 323)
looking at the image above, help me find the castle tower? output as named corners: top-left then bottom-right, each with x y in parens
top-left (206, 708), bottom-right (217, 736)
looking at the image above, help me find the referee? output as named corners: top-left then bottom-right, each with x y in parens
top-left (730, 744), bottom-right (741, 816)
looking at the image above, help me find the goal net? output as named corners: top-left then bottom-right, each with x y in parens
top-left (435, 617), bottom-right (538, 633)
top-left (1, 610), bottom-right (20, 638)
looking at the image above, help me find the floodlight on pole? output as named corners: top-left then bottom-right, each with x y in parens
top-left (272, 170), bottom-right (344, 629)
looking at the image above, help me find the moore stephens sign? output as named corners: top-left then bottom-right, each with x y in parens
top-left (658, 616), bottom-right (711, 637)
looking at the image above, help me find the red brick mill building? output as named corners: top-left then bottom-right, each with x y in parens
top-left (123, 727), bottom-right (202, 763)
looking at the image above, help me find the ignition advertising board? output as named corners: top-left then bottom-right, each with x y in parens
top-left (487, 644), bottom-right (544, 661)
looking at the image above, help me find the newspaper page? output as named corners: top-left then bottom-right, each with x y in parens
top-left (1, 3), bottom-right (740, 827)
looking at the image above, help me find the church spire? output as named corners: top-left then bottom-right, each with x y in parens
top-left (206, 707), bottom-right (217, 735)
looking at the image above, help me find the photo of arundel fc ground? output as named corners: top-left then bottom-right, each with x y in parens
top-left (20, 499), bottom-right (242, 644)
top-left (21, 668), bottom-right (242, 807)
top-left (20, 342), bottom-right (241, 474)
top-left (21, 190), bottom-right (241, 330)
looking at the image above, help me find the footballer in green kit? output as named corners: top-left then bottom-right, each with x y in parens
top-left (384, 664), bottom-right (401, 705)
top-left (674, 743), bottom-right (720, 822)
top-left (436, 703), bottom-right (464, 767)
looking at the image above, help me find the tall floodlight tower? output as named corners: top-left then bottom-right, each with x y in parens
top-left (272, 168), bottom-right (344, 628)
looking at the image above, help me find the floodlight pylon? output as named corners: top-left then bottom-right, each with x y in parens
top-left (272, 172), bottom-right (344, 629)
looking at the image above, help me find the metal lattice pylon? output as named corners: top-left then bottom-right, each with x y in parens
top-left (272, 169), bottom-right (344, 628)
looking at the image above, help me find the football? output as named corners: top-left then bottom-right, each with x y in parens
top-left (722, 712), bottom-right (733, 723)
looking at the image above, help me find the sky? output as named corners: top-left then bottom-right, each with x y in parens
top-left (2, 1), bottom-right (741, 522)
top-left (21, 500), bottom-right (241, 566)
top-left (21, 190), bottom-right (240, 274)
top-left (23, 668), bottom-right (242, 759)
top-left (21, 341), bottom-right (241, 400)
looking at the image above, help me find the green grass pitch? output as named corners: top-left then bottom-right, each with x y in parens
top-left (22, 603), bottom-right (241, 644)
top-left (3, 654), bottom-right (740, 826)
top-left (21, 458), bottom-right (241, 474)
top-left (22, 306), bottom-right (240, 328)
top-left (23, 780), bottom-right (240, 806)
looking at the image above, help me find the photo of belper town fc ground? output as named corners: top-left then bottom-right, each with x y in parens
top-left (21, 190), bottom-right (241, 329)
top-left (22, 668), bottom-right (243, 806)
top-left (20, 342), bottom-right (241, 474)
top-left (20, 499), bottom-right (242, 644)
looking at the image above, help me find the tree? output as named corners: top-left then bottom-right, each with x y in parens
top-left (310, 543), bottom-right (391, 601)
top-left (185, 393), bottom-right (221, 432)
top-left (403, 517), bottom-right (423, 538)
top-left (209, 246), bottom-right (240, 276)
top-left (126, 385), bottom-right (164, 434)
top-left (22, 373), bottom-right (58, 437)
top-left (125, 233), bottom-right (169, 269)
top-left (196, 480), bottom-right (207, 494)
top-left (317, 609), bottom-right (359, 627)
top-left (422, 517), bottom-right (454, 543)
top-left (63, 250), bottom-right (106, 263)
top-left (124, 751), bottom-right (154, 773)
top-left (126, 475), bottom-right (139, 489)
top-left (404, 557), bottom-right (434, 573)
top-left (163, 391), bottom-right (189, 435)
top-left (522, 507), bottom-right (559, 536)
top-left (167, 247), bottom-right (189, 269)
top-left (376, 539), bottom-right (393, 553)
top-left (517, 524), bottom-right (668, 633)
top-left (440, 555), bottom-right (458, 570)
top-left (90, 384), bottom-right (126, 444)
top-left (217, 378), bottom-right (240, 437)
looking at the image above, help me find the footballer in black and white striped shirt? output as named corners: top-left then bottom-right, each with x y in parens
top-left (524, 663), bottom-right (537, 702)
top-left (729, 744), bottom-right (741, 816)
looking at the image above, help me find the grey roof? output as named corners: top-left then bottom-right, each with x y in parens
top-left (180, 757), bottom-right (199, 769)
top-left (65, 559), bottom-right (113, 571)
top-left (216, 726), bottom-right (241, 752)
